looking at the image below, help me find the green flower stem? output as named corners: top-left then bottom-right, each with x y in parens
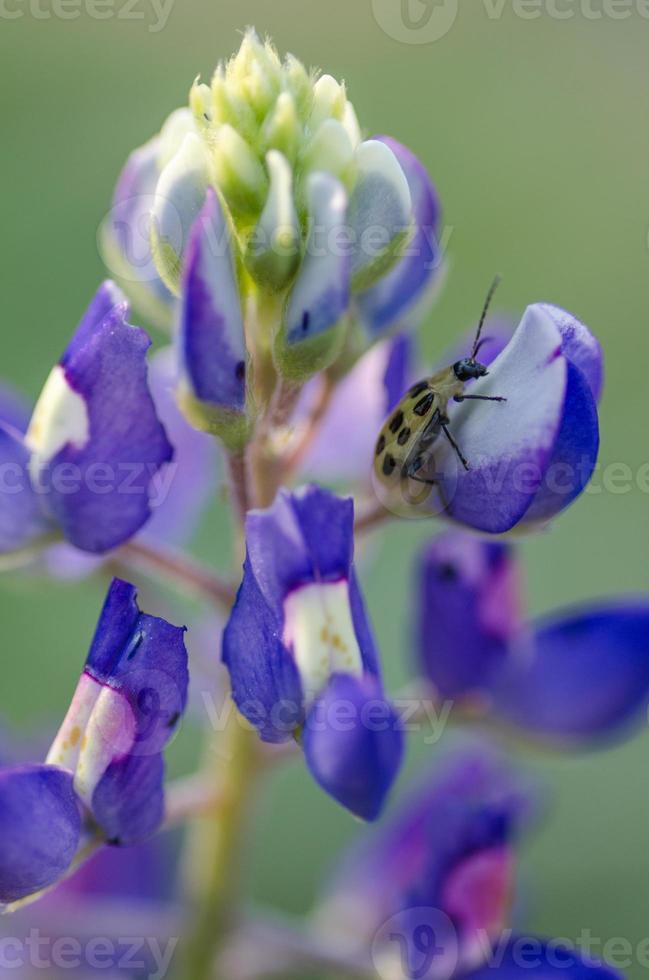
top-left (177, 713), bottom-right (261, 980)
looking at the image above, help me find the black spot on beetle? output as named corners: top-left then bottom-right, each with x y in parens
top-left (301, 311), bottom-right (310, 333)
top-left (235, 360), bottom-right (246, 382)
top-left (389, 410), bottom-right (404, 434)
top-left (382, 453), bottom-right (396, 476)
top-left (107, 837), bottom-right (122, 846)
top-left (168, 712), bottom-right (180, 728)
top-left (397, 427), bottom-right (411, 446)
top-left (375, 434), bottom-right (386, 456)
top-left (409, 380), bottom-right (429, 399)
top-left (414, 393), bottom-right (435, 417)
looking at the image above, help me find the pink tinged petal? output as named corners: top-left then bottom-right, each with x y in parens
top-left (435, 304), bottom-right (569, 533)
top-left (442, 845), bottom-right (515, 970)
top-left (416, 534), bottom-right (529, 701)
top-left (179, 188), bottom-right (248, 412)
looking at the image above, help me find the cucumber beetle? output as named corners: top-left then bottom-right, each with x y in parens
top-left (373, 276), bottom-right (507, 494)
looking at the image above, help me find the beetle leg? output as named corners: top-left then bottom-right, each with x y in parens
top-left (453, 395), bottom-right (507, 403)
top-left (442, 425), bottom-right (470, 471)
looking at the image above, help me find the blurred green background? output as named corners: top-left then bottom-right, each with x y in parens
top-left (2, 0), bottom-right (649, 976)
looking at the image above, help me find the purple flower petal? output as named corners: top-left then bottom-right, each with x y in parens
top-left (415, 533), bottom-right (528, 701)
top-left (356, 137), bottom-right (441, 337)
top-left (491, 604), bottom-right (649, 742)
top-left (303, 672), bottom-right (403, 821)
top-left (0, 765), bottom-right (81, 903)
top-left (0, 422), bottom-right (50, 553)
top-left (179, 188), bottom-right (248, 415)
top-left (27, 282), bottom-right (174, 554)
top-left (464, 938), bottom-right (623, 980)
top-left (223, 558), bottom-right (303, 744)
top-left (0, 382), bottom-right (31, 433)
top-left (47, 579), bottom-right (188, 844)
top-left (244, 486), bottom-right (356, 604)
top-left (297, 334), bottom-right (412, 484)
top-left (431, 304), bottom-right (597, 533)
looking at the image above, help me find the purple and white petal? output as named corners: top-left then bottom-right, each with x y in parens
top-left (47, 579), bottom-right (188, 842)
top-left (303, 672), bottom-right (403, 821)
top-left (223, 487), bottom-right (401, 814)
top-left (491, 604), bottom-right (649, 742)
top-left (431, 304), bottom-right (572, 532)
top-left (179, 188), bottom-right (248, 415)
top-left (151, 133), bottom-right (211, 295)
top-left (26, 282), bottom-right (174, 554)
top-left (347, 140), bottom-right (412, 292)
top-left (416, 533), bottom-right (528, 701)
top-left (540, 303), bottom-right (604, 402)
top-left (356, 138), bottom-right (441, 337)
top-left (520, 305), bottom-right (602, 525)
top-left (100, 134), bottom-right (176, 331)
top-left (283, 173), bottom-right (350, 347)
top-left (0, 765), bottom-right (81, 904)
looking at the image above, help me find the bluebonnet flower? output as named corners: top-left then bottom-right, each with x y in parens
top-left (103, 31), bottom-right (440, 397)
top-left (0, 578), bottom-right (188, 904)
top-left (0, 282), bottom-right (173, 556)
top-left (317, 750), bottom-right (620, 980)
top-left (416, 532), bottom-right (649, 743)
top-left (222, 485), bottom-right (403, 820)
top-left (374, 303), bottom-right (602, 533)
top-left (0, 345), bottom-right (219, 580)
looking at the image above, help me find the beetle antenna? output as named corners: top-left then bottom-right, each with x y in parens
top-left (471, 275), bottom-right (502, 360)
